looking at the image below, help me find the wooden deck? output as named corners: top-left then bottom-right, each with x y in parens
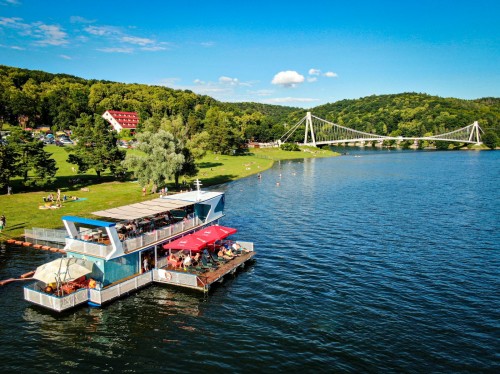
top-left (201, 251), bottom-right (256, 287)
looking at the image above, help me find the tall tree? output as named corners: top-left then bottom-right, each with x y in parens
top-left (7, 128), bottom-right (57, 187)
top-left (67, 114), bottom-right (126, 179)
top-left (122, 130), bottom-right (196, 189)
top-left (0, 142), bottom-right (15, 191)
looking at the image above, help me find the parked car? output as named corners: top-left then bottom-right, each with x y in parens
top-left (59, 138), bottom-right (74, 145)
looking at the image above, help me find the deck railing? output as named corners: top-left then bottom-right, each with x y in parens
top-left (65, 215), bottom-right (200, 257)
top-left (24, 282), bottom-right (89, 312)
top-left (65, 238), bottom-right (112, 258)
top-left (88, 272), bottom-right (152, 305)
top-left (122, 216), bottom-right (199, 253)
top-left (153, 268), bottom-right (198, 287)
top-left (24, 228), bottom-right (67, 244)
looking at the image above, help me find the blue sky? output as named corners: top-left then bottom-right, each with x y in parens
top-left (0, 0), bottom-right (499, 108)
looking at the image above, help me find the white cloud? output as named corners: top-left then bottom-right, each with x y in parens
top-left (84, 25), bottom-right (119, 36)
top-left (141, 45), bottom-right (167, 51)
top-left (309, 68), bottom-right (321, 76)
top-left (324, 71), bottom-right (338, 78)
top-left (97, 47), bottom-right (133, 53)
top-left (219, 76), bottom-right (240, 85)
top-left (271, 70), bottom-right (305, 88)
top-left (2, 0), bottom-right (21, 5)
top-left (0, 16), bottom-right (28, 30)
top-left (307, 77), bottom-right (317, 83)
top-left (59, 54), bottom-right (71, 59)
top-left (194, 79), bottom-right (205, 85)
top-left (33, 23), bottom-right (68, 46)
top-left (201, 41), bottom-right (215, 47)
top-left (70, 16), bottom-right (95, 24)
top-left (121, 36), bottom-right (154, 46)
top-left (158, 77), bottom-right (181, 86)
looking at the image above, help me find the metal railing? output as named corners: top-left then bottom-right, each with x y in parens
top-left (24, 228), bottom-right (67, 244)
top-left (64, 215), bottom-right (200, 257)
top-left (24, 282), bottom-right (89, 312)
top-left (153, 268), bottom-right (199, 287)
top-left (122, 216), bottom-right (199, 253)
top-left (65, 238), bottom-right (111, 258)
top-left (88, 272), bottom-right (152, 305)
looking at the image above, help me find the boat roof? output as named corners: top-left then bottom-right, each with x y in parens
top-left (91, 190), bottom-right (223, 221)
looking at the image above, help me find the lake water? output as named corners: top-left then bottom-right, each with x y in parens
top-left (0, 149), bottom-right (498, 372)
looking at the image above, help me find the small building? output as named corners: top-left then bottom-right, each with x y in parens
top-left (102, 110), bottom-right (139, 133)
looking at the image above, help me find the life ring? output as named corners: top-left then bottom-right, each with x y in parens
top-left (165, 272), bottom-right (172, 281)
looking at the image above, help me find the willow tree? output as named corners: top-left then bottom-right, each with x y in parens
top-left (122, 130), bottom-right (197, 189)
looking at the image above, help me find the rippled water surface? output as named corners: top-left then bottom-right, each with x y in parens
top-left (1, 150), bottom-right (499, 373)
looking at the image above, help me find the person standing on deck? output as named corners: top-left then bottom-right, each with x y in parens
top-left (143, 257), bottom-right (149, 272)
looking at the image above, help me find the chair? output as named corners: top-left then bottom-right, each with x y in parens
top-left (201, 256), bottom-right (217, 269)
top-left (211, 252), bottom-right (227, 264)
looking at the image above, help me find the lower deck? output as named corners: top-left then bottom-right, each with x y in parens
top-left (24, 251), bottom-right (256, 312)
top-left (155, 251), bottom-right (256, 291)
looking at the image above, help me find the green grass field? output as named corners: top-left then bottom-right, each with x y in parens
top-left (0, 145), bottom-right (338, 238)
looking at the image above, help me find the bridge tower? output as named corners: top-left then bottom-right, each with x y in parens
top-left (470, 121), bottom-right (482, 145)
top-left (304, 112), bottom-right (316, 146)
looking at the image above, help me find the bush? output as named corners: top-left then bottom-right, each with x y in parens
top-left (482, 131), bottom-right (498, 149)
top-left (280, 143), bottom-right (300, 151)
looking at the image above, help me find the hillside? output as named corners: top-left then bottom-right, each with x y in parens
top-left (309, 93), bottom-right (500, 138)
top-left (0, 66), bottom-right (498, 143)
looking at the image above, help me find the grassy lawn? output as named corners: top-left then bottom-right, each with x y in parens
top-left (0, 145), bottom-right (338, 238)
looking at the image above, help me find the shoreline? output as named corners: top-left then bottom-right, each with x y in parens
top-left (0, 147), bottom-right (339, 240)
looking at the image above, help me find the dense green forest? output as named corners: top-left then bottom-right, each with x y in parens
top-left (1, 65), bottom-right (499, 143)
top-left (310, 93), bottom-right (500, 140)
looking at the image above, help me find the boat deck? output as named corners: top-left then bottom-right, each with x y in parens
top-left (202, 251), bottom-right (256, 285)
top-left (155, 251), bottom-right (256, 291)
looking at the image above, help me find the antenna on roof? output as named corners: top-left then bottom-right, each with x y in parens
top-left (194, 179), bottom-right (202, 201)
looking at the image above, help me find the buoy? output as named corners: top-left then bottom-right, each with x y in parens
top-left (33, 244), bottom-right (43, 249)
top-left (14, 241), bottom-right (23, 245)
top-left (49, 247), bottom-right (59, 252)
top-left (6, 239), bottom-right (16, 244)
top-left (57, 249), bottom-right (66, 254)
top-left (41, 245), bottom-right (51, 250)
top-left (21, 271), bottom-right (35, 279)
top-left (22, 242), bottom-right (32, 247)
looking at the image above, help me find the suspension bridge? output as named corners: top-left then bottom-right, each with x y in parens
top-left (280, 112), bottom-right (483, 147)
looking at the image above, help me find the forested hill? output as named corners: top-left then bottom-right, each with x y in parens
top-left (0, 65), bottom-right (298, 143)
top-left (0, 65), bottom-right (498, 142)
top-left (309, 93), bottom-right (500, 138)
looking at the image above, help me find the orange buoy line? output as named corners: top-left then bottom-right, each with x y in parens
top-left (6, 239), bottom-right (16, 244)
top-left (21, 271), bottom-right (35, 279)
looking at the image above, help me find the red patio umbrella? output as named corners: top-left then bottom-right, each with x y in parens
top-left (162, 234), bottom-right (209, 252)
top-left (193, 225), bottom-right (237, 244)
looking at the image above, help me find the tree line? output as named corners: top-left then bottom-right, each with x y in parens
top-left (0, 65), bottom-right (498, 192)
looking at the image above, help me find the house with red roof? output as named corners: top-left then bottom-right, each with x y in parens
top-left (102, 110), bottom-right (139, 133)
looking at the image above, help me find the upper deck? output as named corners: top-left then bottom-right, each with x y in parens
top-left (62, 190), bottom-right (225, 260)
